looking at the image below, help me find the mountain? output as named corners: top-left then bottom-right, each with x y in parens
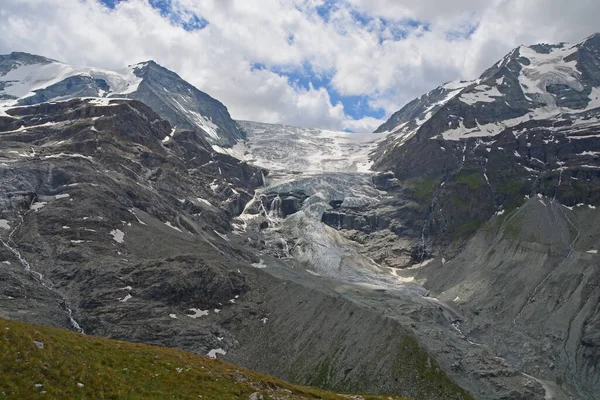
top-left (366, 33), bottom-right (600, 241)
top-left (0, 52), bottom-right (243, 146)
top-left (0, 98), bottom-right (474, 400)
top-left (351, 33), bottom-right (600, 399)
top-left (3, 33), bottom-right (600, 400)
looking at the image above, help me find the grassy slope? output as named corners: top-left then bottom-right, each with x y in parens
top-left (0, 318), bottom-right (409, 400)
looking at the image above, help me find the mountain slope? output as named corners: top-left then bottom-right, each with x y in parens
top-left (354, 33), bottom-right (600, 399)
top-left (0, 52), bottom-right (243, 146)
top-left (368, 33), bottom-right (600, 243)
top-left (0, 317), bottom-right (409, 400)
top-left (0, 99), bottom-right (474, 400)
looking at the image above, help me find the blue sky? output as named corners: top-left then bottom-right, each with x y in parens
top-left (2, 0), bottom-right (598, 131)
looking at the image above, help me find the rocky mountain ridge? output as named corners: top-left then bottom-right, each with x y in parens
top-left (0, 52), bottom-right (243, 146)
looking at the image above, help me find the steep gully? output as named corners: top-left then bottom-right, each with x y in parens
top-left (0, 207), bottom-right (84, 333)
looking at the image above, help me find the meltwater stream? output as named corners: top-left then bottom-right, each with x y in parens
top-left (1, 212), bottom-right (84, 333)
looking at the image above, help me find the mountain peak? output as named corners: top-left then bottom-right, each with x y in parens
top-left (0, 52), bottom-right (57, 75)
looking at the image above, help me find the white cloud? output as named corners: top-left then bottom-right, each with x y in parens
top-left (0, 0), bottom-right (598, 132)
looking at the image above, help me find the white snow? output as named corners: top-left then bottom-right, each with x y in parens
top-left (213, 230), bottom-right (229, 241)
top-left (518, 44), bottom-right (581, 108)
top-left (169, 313), bottom-right (178, 319)
top-left (118, 294), bottom-right (132, 302)
top-left (0, 60), bottom-right (143, 107)
top-left (587, 250), bottom-right (598, 254)
top-left (121, 286), bottom-right (132, 291)
top-left (30, 202), bottom-right (47, 212)
top-left (251, 259), bottom-right (267, 269)
top-left (43, 153), bottom-right (93, 161)
top-left (496, 210), bottom-right (505, 216)
top-left (207, 348), bottom-right (226, 359)
top-left (0, 219), bottom-right (10, 230)
top-left (305, 269), bottom-right (321, 277)
top-left (164, 221), bottom-right (183, 232)
top-left (187, 308), bottom-right (209, 319)
top-left (238, 121), bottom-right (387, 174)
top-left (70, 240), bottom-right (85, 244)
top-left (110, 229), bottom-right (125, 243)
top-left (196, 198), bottom-right (213, 207)
top-left (459, 85), bottom-right (502, 105)
top-left (441, 114), bottom-right (531, 141)
top-left (55, 194), bottom-right (70, 200)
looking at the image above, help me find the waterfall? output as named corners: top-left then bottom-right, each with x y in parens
top-left (1, 214), bottom-right (84, 334)
top-left (279, 238), bottom-right (290, 258)
top-left (269, 195), bottom-right (282, 219)
top-left (261, 171), bottom-right (267, 186)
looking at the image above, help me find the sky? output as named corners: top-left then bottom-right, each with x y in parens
top-left (0, 0), bottom-right (599, 132)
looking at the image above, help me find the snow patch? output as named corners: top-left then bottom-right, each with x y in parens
top-left (187, 308), bottom-right (209, 319)
top-left (251, 259), bottom-right (268, 269)
top-left (207, 348), bottom-right (226, 359)
top-left (118, 294), bottom-right (132, 302)
top-left (110, 229), bottom-right (125, 243)
top-left (30, 202), bottom-right (47, 212)
top-left (0, 220), bottom-right (10, 230)
top-left (164, 221), bottom-right (183, 232)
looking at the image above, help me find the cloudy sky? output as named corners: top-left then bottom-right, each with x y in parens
top-left (0, 0), bottom-right (598, 131)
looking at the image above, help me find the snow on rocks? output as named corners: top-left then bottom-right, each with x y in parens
top-left (118, 294), bottom-right (132, 302)
top-left (169, 314), bottom-right (178, 319)
top-left (187, 308), bottom-right (209, 319)
top-left (30, 202), bottom-right (47, 212)
top-left (587, 250), bottom-right (598, 254)
top-left (164, 221), bottom-right (182, 232)
top-left (0, 219), bottom-right (10, 230)
top-left (207, 348), bottom-right (226, 359)
top-left (251, 259), bottom-right (267, 269)
top-left (110, 229), bottom-right (125, 243)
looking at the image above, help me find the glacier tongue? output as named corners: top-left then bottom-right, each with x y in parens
top-left (235, 121), bottom-right (429, 288)
top-left (236, 121), bottom-right (387, 178)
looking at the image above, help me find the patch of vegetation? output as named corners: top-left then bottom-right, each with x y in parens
top-left (496, 179), bottom-right (527, 211)
top-left (392, 336), bottom-right (474, 400)
top-left (504, 213), bottom-right (524, 238)
top-left (412, 178), bottom-right (440, 201)
top-left (455, 166), bottom-right (485, 190)
top-left (451, 219), bottom-right (485, 240)
top-left (0, 318), bottom-right (408, 400)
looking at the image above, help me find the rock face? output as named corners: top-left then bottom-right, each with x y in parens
top-left (0, 52), bottom-right (243, 146)
top-left (0, 99), bottom-right (473, 400)
top-left (361, 34), bottom-right (600, 252)
top-left (359, 33), bottom-right (600, 399)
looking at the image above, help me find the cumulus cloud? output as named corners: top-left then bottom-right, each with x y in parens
top-left (0, 0), bottom-right (598, 132)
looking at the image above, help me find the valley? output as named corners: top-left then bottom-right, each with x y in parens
top-left (1, 33), bottom-right (600, 400)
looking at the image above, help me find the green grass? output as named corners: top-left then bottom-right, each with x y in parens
top-left (412, 178), bottom-right (440, 201)
top-left (392, 336), bottom-right (474, 400)
top-left (0, 318), bottom-right (409, 400)
top-left (455, 166), bottom-right (485, 190)
top-left (451, 219), bottom-right (485, 240)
